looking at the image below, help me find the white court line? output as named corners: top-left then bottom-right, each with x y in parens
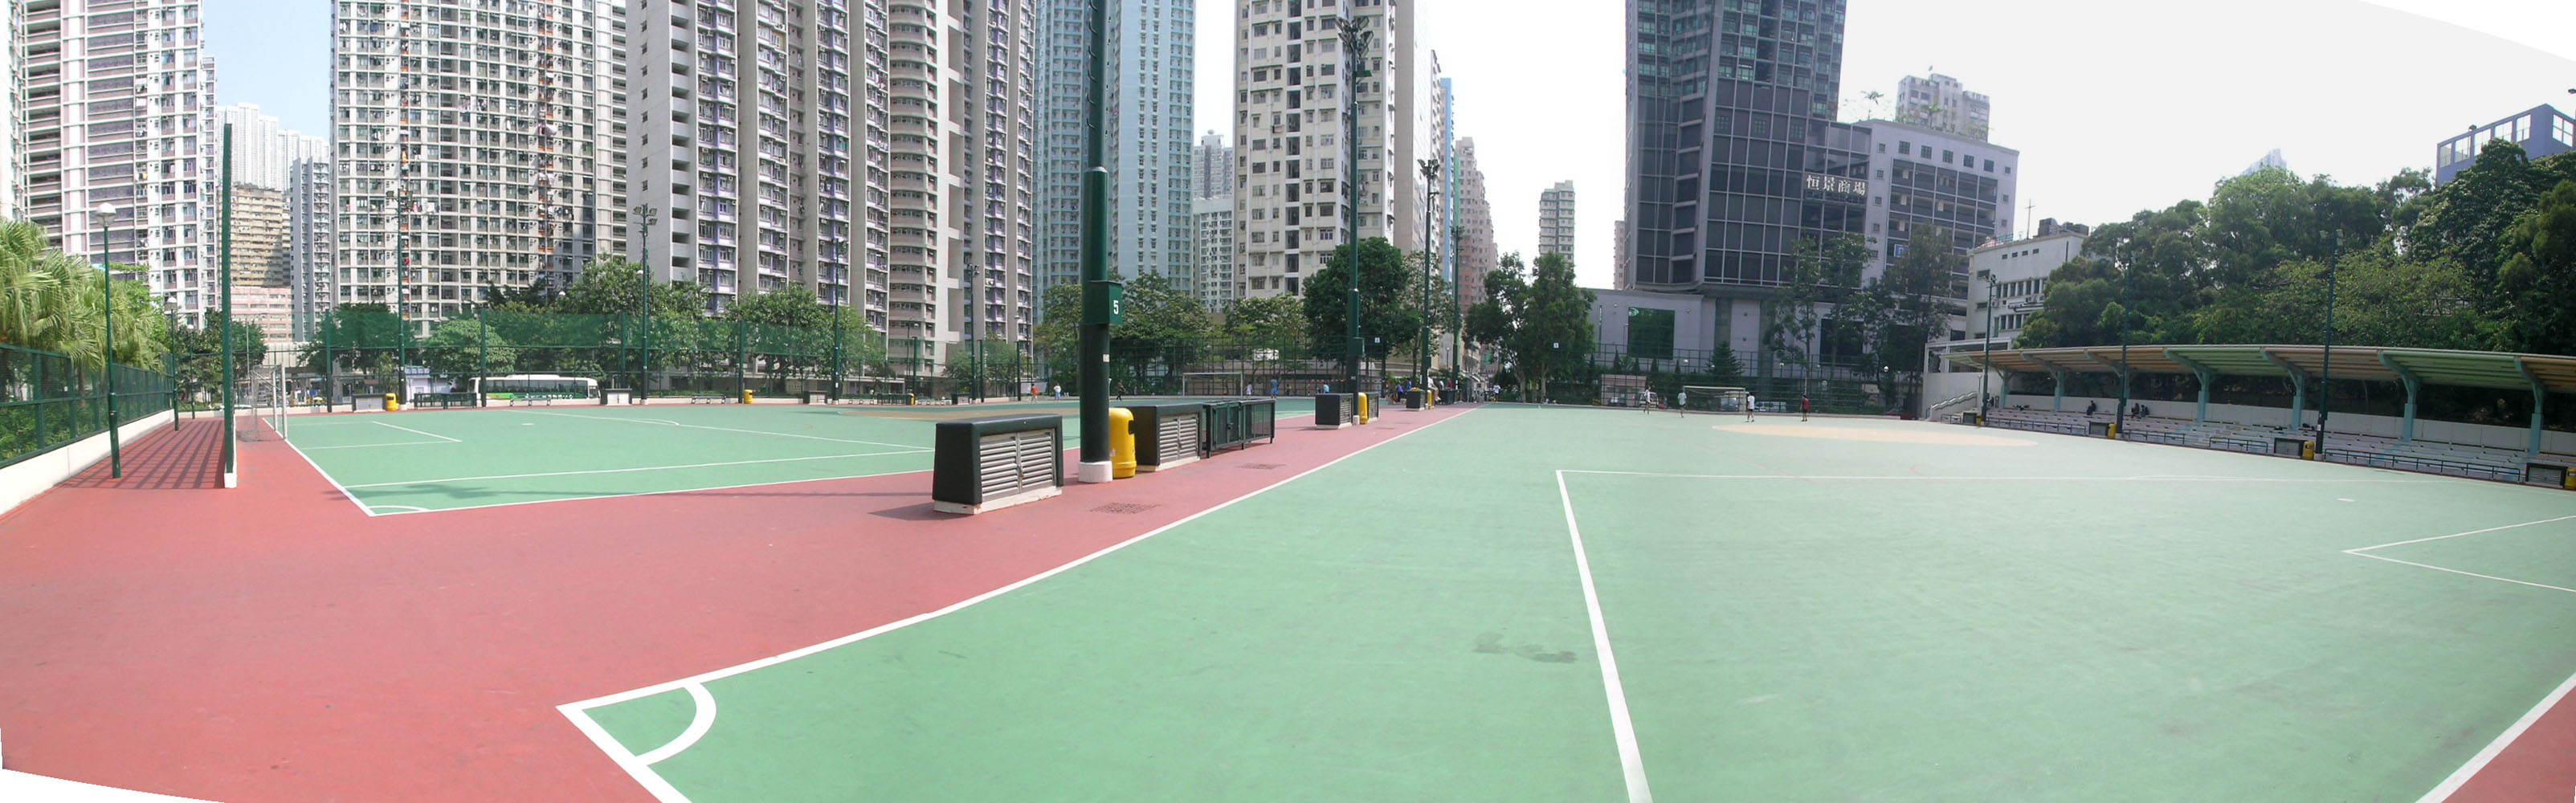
top-left (374, 420), bottom-right (462, 442)
top-left (2342, 552), bottom-right (2576, 595)
top-left (365, 504), bottom-right (431, 514)
top-left (513, 410), bottom-right (920, 450)
top-left (1555, 470), bottom-right (1654, 803)
top-left (557, 406), bottom-right (1482, 800)
top-left (2344, 514), bottom-right (2576, 553)
top-left (2341, 514), bottom-right (2576, 596)
top-left (341, 449), bottom-right (929, 489)
top-left (2412, 668), bottom-right (2576, 803)
top-left (276, 429), bottom-right (383, 518)
top-left (632, 684), bottom-right (720, 766)
top-left (364, 464), bottom-right (950, 516)
top-left (299, 440), bottom-right (454, 450)
top-left (1562, 470), bottom-right (2442, 483)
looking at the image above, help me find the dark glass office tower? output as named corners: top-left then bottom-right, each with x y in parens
top-left (1624, 0), bottom-right (1870, 293)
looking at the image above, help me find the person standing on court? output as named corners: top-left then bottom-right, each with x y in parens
top-left (1677, 390), bottom-right (1689, 417)
top-left (1744, 393), bottom-right (1757, 422)
top-left (1801, 395), bottom-right (1811, 422)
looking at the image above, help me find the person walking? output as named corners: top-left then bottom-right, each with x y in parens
top-left (1801, 395), bottom-right (1811, 422)
top-left (1676, 389), bottom-right (1689, 417)
top-left (1744, 393), bottom-right (1758, 422)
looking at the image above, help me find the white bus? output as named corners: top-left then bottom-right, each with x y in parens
top-left (468, 374), bottom-right (598, 401)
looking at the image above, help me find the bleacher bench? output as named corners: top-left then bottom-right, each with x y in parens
top-left (689, 393), bottom-right (730, 404)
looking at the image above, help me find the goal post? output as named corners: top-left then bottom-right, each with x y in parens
top-left (1179, 371), bottom-right (1249, 397)
top-left (1679, 385), bottom-right (1749, 414)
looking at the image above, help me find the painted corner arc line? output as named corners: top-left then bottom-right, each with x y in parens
top-left (557, 406), bottom-right (1481, 715)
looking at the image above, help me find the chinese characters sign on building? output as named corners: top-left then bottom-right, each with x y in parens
top-left (1802, 173), bottom-right (1867, 198)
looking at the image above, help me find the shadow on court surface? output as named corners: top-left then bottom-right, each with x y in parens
top-left (57, 418), bottom-right (226, 491)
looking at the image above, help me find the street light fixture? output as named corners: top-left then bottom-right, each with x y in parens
top-left (96, 202), bottom-right (123, 479)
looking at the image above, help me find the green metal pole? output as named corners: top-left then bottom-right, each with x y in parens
top-left (394, 191), bottom-right (407, 405)
top-left (1340, 18), bottom-right (1370, 393)
top-left (323, 314), bottom-right (335, 413)
top-left (2317, 247), bottom-right (2337, 457)
top-left (477, 306), bottom-right (488, 407)
top-left (220, 124), bottom-right (236, 482)
top-left (1076, 0), bottom-right (1112, 478)
top-left (1979, 276), bottom-right (1993, 426)
top-left (736, 321), bottom-right (747, 397)
top-left (96, 204), bottom-right (120, 478)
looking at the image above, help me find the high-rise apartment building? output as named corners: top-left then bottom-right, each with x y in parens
top-left (288, 154), bottom-right (335, 340)
top-left (1612, 218), bottom-right (1630, 290)
top-left (0, 14), bottom-right (18, 222)
top-left (1538, 181), bottom-right (1574, 258)
top-left (1451, 137), bottom-right (1495, 307)
top-left (210, 104), bottom-right (287, 189)
top-left (227, 183), bottom-right (290, 288)
top-left (1192, 195), bottom-right (1233, 308)
top-left (1193, 128), bottom-right (1231, 200)
top-left (1426, 55), bottom-right (1454, 288)
top-left (631, 0), bottom-right (864, 320)
top-left (333, 0), bottom-right (627, 335)
top-left (18, 0), bottom-right (220, 325)
top-left (1895, 73), bottom-right (1989, 142)
top-left (1039, 0), bottom-right (1194, 296)
top-left (1230, 0), bottom-right (1417, 300)
top-left (1624, 0), bottom-right (1872, 363)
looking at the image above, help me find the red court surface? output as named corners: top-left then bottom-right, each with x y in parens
top-left (0, 407), bottom-right (1468, 802)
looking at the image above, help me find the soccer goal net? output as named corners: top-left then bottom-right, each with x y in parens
top-left (1678, 385), bottom-right (1749, 414)
top-left (1180, 372), bottom-right (1249, 397)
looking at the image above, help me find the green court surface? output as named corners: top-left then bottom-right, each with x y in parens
top-left (285, 397), bottom-right (1313, 515)
top-left (566, 406), bottom-right (2576, 801)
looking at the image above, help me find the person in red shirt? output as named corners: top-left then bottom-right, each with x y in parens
top-left (1800, 395), bottom-right (1811, 422)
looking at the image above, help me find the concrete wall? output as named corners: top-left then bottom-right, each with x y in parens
top-left (0, 411), bottom-right (177, 517)
top-left (1997, 393), bottom-right (2576, 454)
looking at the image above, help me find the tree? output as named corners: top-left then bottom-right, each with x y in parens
top-left (419, 317), bottom-right (520, 382)
top-left (556, 256), bottom-right (708, 319)
top-left (2496, 179), bottom-right (2576, 355)
top-left (1467, 251), bottom-right (1592, 400)
top-left (720, 284), bottom-right (831, 328)
top-left (2413, 140), bottom-right (2552, 292)
top-left (942, 338), bottom-right (1022, 397)
top-left (1765, 234), bottom-right (1870, 371)
top-left (1222, 294), bottom-right (1305, 347)
top-left (1300, 238), bottom-right (1423, 360)
top-left (1848, 230), bottom-right (1963, 408)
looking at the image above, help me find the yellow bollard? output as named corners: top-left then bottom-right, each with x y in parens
top-left (1109, 407), bottom-right (1137, 479)
top-left (384, 393), bottom-right (398, 412)
top-left (1356, 393), bottom-right (1371, 425)
top-left (2564, 470), bottom-right (2574, 491)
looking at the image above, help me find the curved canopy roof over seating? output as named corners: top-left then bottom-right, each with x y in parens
top-left (1944, 345), bottom-right (2576, 395)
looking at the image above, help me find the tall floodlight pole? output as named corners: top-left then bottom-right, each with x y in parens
top-left (2113, 255), bottom-right (2132, 440)
top-left (388, 185), bottom-right (412, 403)
top-left (1340, 17), bottom-right (1372, 393)
top-left (1419, 159), bottom-right (1439, 384)
top-left (1978, 275), bottom-right (1994, 426)
top-left (95, 202), bottom-right (122, 478)
top-left (1451, 224), bottom-right (1464, 380)
top-left (219, 125), bottom-right (237, 487)
top-left (2317, 242), bottom-right (2339, 457)
top-left (1075, 0), bottom-right (1116, 483)
top-left (827, 234), bottom-right (845, 402)
top-left (633, 203), bottom-right (657, 395)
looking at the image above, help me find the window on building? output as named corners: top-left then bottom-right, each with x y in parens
top-left (1898, 141), bottom-right (1911, 155)
top-left (1627, 308), bottom-right (1676, 360)
top-left (2557, 116), bottom-right (2574, 147)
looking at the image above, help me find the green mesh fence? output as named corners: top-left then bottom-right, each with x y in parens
top-left (0, 343), bottom-right (175, 469)
top-left (294, 308), bottom-right (901, 407)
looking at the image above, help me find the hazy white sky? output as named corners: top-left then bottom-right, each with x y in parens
top-left (220, 0), bottom-right (2575, 291)
top-left (1194, 0), bottom-right (2576, 289)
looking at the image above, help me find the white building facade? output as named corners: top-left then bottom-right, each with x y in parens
top-left (1230, 0), bottom-right (1417, 300)
top-left (332, 0), bottom-right (628, 334)
top-left (1192, 195), bottom-right (1233, 308)
top-left (18, 0), bottom-right (221, 325)
top-left (1538, 180), bottom-right (1574, 259)
top-left (1895, 72), bottom-right (1990, 142)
